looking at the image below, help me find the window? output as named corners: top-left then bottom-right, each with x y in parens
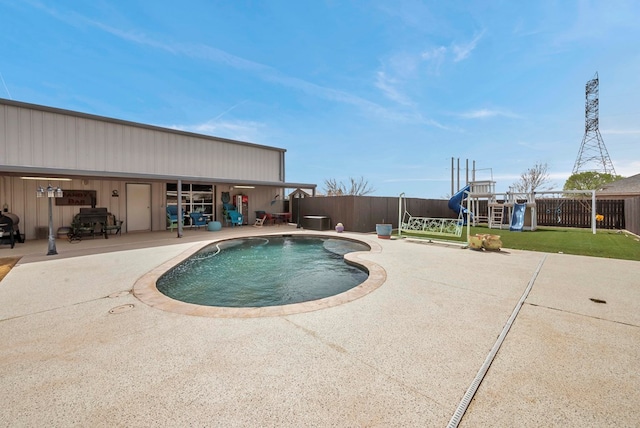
top-left (166, 183), bottom-right (214, 216)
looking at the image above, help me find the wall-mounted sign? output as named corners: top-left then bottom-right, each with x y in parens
top-left (55, 190), bottom-right (97, 206)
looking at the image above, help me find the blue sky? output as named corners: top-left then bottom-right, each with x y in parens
top-left (1, 1), bottom-right (639, 198)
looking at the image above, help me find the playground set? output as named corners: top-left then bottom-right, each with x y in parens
top-left (398, 71), bottom-right (609, 245)
top-left (398, 181), bottom-right (597, 244)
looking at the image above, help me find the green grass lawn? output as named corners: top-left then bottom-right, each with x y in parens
top-left (400, 226), bottom-right (640, 261)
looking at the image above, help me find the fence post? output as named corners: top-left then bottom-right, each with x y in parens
top-left (591, 190), bottom-right (596, 234)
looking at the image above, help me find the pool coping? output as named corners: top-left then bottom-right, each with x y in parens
top-left (133, 232), bottom-right (385, 318)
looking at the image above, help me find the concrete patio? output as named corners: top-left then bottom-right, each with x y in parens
top-left (1, 226), bottom-right (639, 427)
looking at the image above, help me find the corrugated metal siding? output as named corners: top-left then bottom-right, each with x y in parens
top-left (1, 175), bottom-right (169, 239)
top-left (1, 174), bottom-right (287, 239)
top-left (1, 103), bottom-right (282, 182)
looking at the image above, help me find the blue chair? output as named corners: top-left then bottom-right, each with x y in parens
top-left (166, 205), bottom-right (184, 231)
top-left (189, 212), bottom-right (207, 229)
top-left (225, 210), bottom-right (243, 227)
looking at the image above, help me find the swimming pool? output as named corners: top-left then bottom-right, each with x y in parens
top-left (156, 235), bottom-right (370, 307)
top-left (134, 232), bottom-right (386, 318)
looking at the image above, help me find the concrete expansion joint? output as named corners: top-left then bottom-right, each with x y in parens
top-left (448, 255), bottom-right (547, 427)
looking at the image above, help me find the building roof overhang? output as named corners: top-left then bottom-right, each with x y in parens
top-left (1, 165), bottom-right (316, 191)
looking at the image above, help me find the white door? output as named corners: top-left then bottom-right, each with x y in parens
top-left (126, 183), bottom-right (151, 231)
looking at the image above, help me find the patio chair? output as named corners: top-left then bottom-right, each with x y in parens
top-left (253, 214), bottom-right (266, 227)
top-left (69, 213), bottom-right (97, 241)
top-left (253, 212), bottom-right (273, 227)
top-left (190, 212), bottom-right (208, 229)
top-left (166, 205), bottom-right (184, 231)
top-left (225, 210), bottom-right (243, 227)
top-left (105, 213), bottom-right (124, 235)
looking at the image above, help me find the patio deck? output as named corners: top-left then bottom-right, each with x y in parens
top-left (1, 225), bottom-right (639, 427)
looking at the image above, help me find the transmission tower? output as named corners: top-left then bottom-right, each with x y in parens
top-left (572, 72), bottom-right (616, 175)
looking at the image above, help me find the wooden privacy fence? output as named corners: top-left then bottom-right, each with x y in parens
top-left (536, 199), bottom-right (624, 229)
top-left (295, 195), bottom-right (452, 233)
top-left (624, 197), bottom-right (640, 236)
top-left (294, 196), bottom-right (632, 234)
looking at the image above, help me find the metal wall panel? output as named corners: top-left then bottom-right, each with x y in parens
top-left (1, 103), bottom-right (283, 182)
top-left (2, 175), bottom-right (175, 239)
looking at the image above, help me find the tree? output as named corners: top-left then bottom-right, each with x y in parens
top-left (511, 162), bottom-right (553, 193)
top-left (323, 176), bottom-right (375, 196)
top-left (323, 178), bottom-right (343, 196)
top-left (563, 171), bottom-right (623, 191)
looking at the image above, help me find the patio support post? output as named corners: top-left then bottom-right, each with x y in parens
top-left (466, 189), bottom-right (470, 244)
top-left (47, 196), bottom-right (55, 255)
top-left (177, 179), bottom-right (183, 238)
top-left (398, 193), bottom-right (404, 238)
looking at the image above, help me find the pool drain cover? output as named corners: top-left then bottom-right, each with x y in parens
top-left (109, 304), bottom-right (135, 314)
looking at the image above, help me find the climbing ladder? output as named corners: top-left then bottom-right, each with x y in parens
top-left (489, 204), bottom-right (505, 229)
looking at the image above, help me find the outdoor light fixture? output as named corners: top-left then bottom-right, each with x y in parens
top-left (21, 176), bottom-right (72, 181)
top-left (37, 184), bottom-right (63, 255)
top-left (233, 185), bottom-right (255, 189)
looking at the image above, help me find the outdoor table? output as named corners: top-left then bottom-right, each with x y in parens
top-left (271, 212), bottom-right (292, 224)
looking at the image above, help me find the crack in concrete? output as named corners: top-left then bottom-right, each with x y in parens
top-left (526, 302), bottom-right (640, 328)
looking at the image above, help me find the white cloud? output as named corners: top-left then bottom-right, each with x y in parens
top-left (32, 3), bottom-right (414, 123)
top-left (451, 31), bottom-right (485, 62)
top-left (458, 108), bottom-right (520, 119)
top-left (515, 140), bottom-right (546, 151)
top-left (169, 119), bottom-right (265, 144)
top-left (420, 46), bottom-right (447, 74)
top-left (387, 52), bottom-right (420, 78)
top-left (601, 129), bottom-right (640, 135)
top-left (611, 159), bottom-right (640, 177)
top-left (420, 31), bottom-right (484, 75)
top-left (421, 46), bottom-right (447, 60)
top-left (375, 33), bottom-right (485, 110)
top-left (374, 71), bottom-right (413, 106)
top-left (554, 1), bottom-right (639, 45)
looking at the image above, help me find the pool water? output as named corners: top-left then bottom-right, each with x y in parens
top-left (156, 236), bottom-right (370, 307)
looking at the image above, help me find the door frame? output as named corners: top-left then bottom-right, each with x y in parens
top-left (126, 183), bottom-right (152, 232)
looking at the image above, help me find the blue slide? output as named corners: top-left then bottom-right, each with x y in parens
top-left (448, 184), bottom-right (471, 224)
top-left (510, 203), bottom-right (526, 231)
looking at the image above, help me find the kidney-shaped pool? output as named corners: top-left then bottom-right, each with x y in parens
top-left (156, 235), bottom-right (371, 308)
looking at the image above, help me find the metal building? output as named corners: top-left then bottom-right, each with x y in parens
top-left (0, 98), bottom-right (315, 240)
